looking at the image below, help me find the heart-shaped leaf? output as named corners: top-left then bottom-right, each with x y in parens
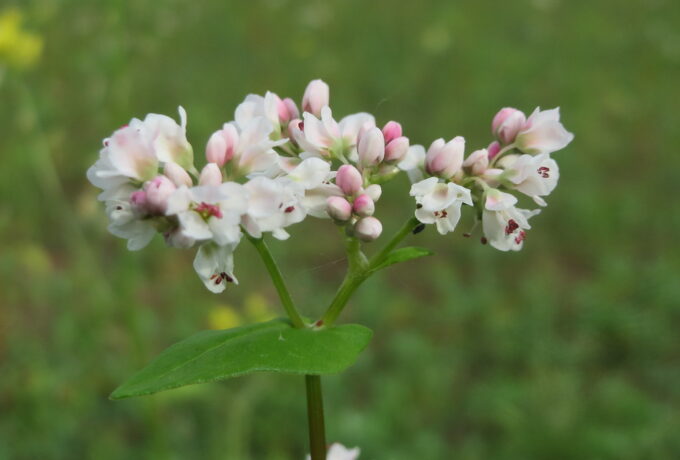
top-left (370, 246), bottom-right (433, 273)
top-left (111, 319), bottom-right (372, 399)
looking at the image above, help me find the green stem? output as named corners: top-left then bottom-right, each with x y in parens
top-left (305, 375), bottom-right (327, 460)
top-left (321, 217), bottom-right (420, 326)
top-left (248, 236), bottom-right (306, 329)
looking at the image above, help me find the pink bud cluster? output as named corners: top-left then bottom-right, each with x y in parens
top-left (327, 165), bottom-right (382, 241)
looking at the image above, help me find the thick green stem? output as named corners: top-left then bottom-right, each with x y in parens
top-left (248, 236), bottom-right (306, 329)
top-left (321, 217), bottom-right (421, 326)
top-left (305, 375), bottom-right (327, 460)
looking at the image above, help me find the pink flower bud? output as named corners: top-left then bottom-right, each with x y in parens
top-left (352, 194), bottom-right (375, 217)
top-left (384, 136), bottom-right (410, 163)
top-left (164, 162), bottom-right (193, 187)
top-left (206, 124), bottom-right (239, 166)
top-left (279, 97), bottom-right (299, 123)
top-left (463, 149), bottom-right (489, 176)
top-left (354, 216), bottom-right (383, 242)
top-left (382, 121), bottom-right (402, 144)
top-left (487, 141), bottom-right (501, 161)
top-left (144, 175), bottom-right (177, 214)
top-left (336, 165), bottom-right (363, 196)
top-left (425, 136), bottom-right (464, 178)
top-left (326, 196), bottom-right (352, 222)
top-left (364, 184), bottom-right (382, 202)
top-left (199, 163), bottom-right (223, 186)
top-left (130, 190), bottom-right (148, 211)
top-left (302, 79), bottom-right (329, 117)
top-left (357, 127), bottom-right (385, 168)
top-left (492, 107), bottom-right (526, 145)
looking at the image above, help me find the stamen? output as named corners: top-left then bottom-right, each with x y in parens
top-left (514, 231), bottom-right (526, 244)
top-left (537, 166), bottom-right (550, 178)
top-left (284, 206), bottom-right (295, 213)
top-left (505, 219), bottom-right (519, 235)
top-left (195, 202), bottom-right (223, 219)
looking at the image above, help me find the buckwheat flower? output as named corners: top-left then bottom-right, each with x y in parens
top-left (296, 107), bottom-right (375, 159)
top-left (384, 136), bottom-right (410, 163)
top-left (381, 121), bottom-right (402, 144)
top-left (462, 148), bottom-right (489, 176)
top-left (505, 153), bottom-right (559, 206)
top-left (104, 186), bottom-right (156, 250)
top-left (357, 127), bottom-right (385, 168)
top-left (193, 242), bottom-right (239, 293)
top-left (336, 165), bottom-right (363, 196)
top-left (235, 91), bottom-right (298, 135)
top-left (425, 136), bottom-right (465, 179)
top-left (166, 183), bottom-right (247, 246)
top-left (164, 161), bottom-right (193, 187)
top-left (398, 144), bottom-right (426, 183)
top-left (143, 175), bottom-right (177, 214)
top-left (410, 177), bottom-right (473, 235)
top-left (354, 216), bottom-right (383, 242)
top-left (302, 79), bottom-right (330, 117)
top-left (133, 107), bottom-right (194, 171)
top-left (206, 124), bottom-right (239, 167)
top-left (306, 443), bottom-right (361, 460)
top-left (87, 124), bottom-right (159, 200)
top-left (241, 177), bottom-right (302, 240)
top-left (364, 184), bottom-right (382, 202)
top-left (482, 189), bottom-right (540, 251)
top-left (199, 163), bottom-right (223, 187)
top-left (225, 117), bottom-right (287, 175)
top-left (515, 107), bottom-right (574, 155)
top-left (492, 107), bottom-right (526, 145)
top-left (326, 196), bottom-right (352, 222)
top-left (352, 194), bottom-right (375, 217)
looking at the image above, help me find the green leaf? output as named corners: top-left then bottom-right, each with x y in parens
top-left (110, 319), bottom-right (372, 399)
top-left (369, 246), bottom-right (434, 273)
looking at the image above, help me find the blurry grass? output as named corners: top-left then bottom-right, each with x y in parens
top-left (1, 0), bottom-right (679, 459)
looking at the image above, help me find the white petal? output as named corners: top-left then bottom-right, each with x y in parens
top-left (288, 157), bottom-right (331, 189)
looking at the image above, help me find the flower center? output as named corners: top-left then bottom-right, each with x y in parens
top-left (537, 166), bottom-right (550, 178)
top-left (195, 202), bottom-right (223, 220)
top-left (514, 230), bottom-right (526, 245)
top-left (433, 210), bottom-right (448, 218)
top-left (505, 219), bottom-right (519, 235)
top-left (209, 271), bottom-right (234, 286)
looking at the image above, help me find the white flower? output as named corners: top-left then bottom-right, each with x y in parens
top-left (104, 186), bottom-right (156, 251)
top-left (505, 153), bottom-right (559, 206)
top-left (193, 242), bottom-right (238, 293)
top-left (398, 144), bottom-right (426, 183)
top-left (166, 183), bottom-right (248, 246)
top-left (295, 106), bottom-right (375, 159)
top-left (482, 189), bottom-right (540, 251)
top-left (515, 107), bottom-right (574, 155)
top-left (88, 107), bottom-right (194, 200)
top-left (132, 106), bottom-right (194, 171)
top-left (242, 176), bottom-right (304, 240)
top-left (306, 443), bottom-right (360, 460)
top-left (410, 177), bottom-right (473, 235)
top-left (235, 91), bottom-right (282, 132)
top-left (232, 116), bottom-right (287, 175)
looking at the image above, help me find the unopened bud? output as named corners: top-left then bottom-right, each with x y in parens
top-left (352, 194), bottom-right (375, 217)
top-left (425, 136), bottom-right (464, 178)
top-left (164, 161), bottom-right (193, 187)
top-left (354, 216), bottom-right (383, 242)
top-left (302, 79), bottom-right (329, 117)
top-left (384, 136), bottom-right (409, 163)
top-left (206, 124), bottom-right (239, 166)
top-left (364, 184), bottom-right (382, 202)
top-left (357, 127), bottom-right (385, 168)
top-left (199, 163), bottom-right (223, 186)
top-left (130, 190), bottom-right (148, 212)
top-left (144, 175), bottom-right (177, 214)
top-left (278, 97), bottom-right (299, 124)
top-left (336, 165), bottom-right (363, 196)
top-left (382, 121), bottom-right (402, 144)
top-left (326, 196), bottom-right (352, 222)
top-left (487, 140), bottom-right (501, 161)
top-left (492, 107), bottom-right (526, 145)
top-left (462, 149), bottom-right (489, 176)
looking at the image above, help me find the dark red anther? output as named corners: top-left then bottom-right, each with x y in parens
top-left (537, 166), bottom-right (550, 178)
top-left (315, 320), bottom-right (324, 327)
top-left (514, 231), bottom-right (526, 244)
top-left (481, 237), bottom-right (488, 245)
top-left (284, 206), bottom-right (295, 213)
top-left (222, 272), bottom-right (234, 283)
top-left (195, 202), bottom-right (223, 219)
top-left (505, 219), bottom-right (519, 235)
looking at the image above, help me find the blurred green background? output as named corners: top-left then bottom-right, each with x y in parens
top-left (1, 0), bottom-right (679, 459)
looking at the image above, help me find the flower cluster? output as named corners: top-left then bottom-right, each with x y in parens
top-left (88, 79), bottom-right (573, 292)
